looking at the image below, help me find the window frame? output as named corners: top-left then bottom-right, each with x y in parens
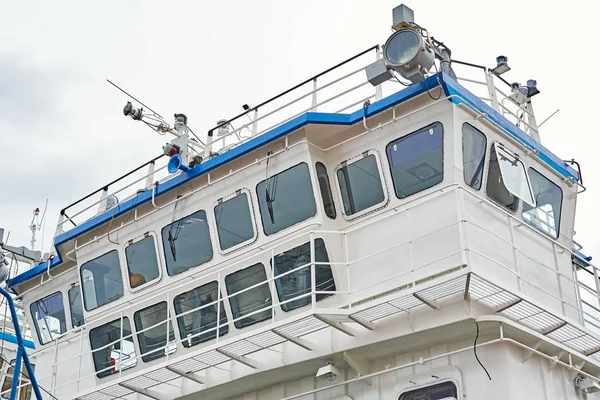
top-left (133, 301), bottom-right (176, 363)
top-left (315, 162), bottom-right (337, 220)
top-left (124, 232), bottom-right (163, 293)
top-left (334, 150), bottom-right (389, 221)
top-left (30, 291), bottom-right (67, 345)
top-left (89, 316), bottom-right (137, 378)
top-left (80, 249), bottom-right (124, 312)
top-left (160, 209), bottom-right (214, 277)
top-left (224, 263), bottom-right (273, 329)
top-left (68, 284), bottom-right (85, 329)
top-left (491, 142), bottom-right (536, 207)
top-left (397, 379), bottom-right (459, 400)
top-left (255, 162), bottom-right (318, 236)
top-left (522, 167), bottom-right (563, 239)
top-left (213, 189), bottom-right (258, 255)
top-left (461, 123), bottom-right (487, 191)
top-left (385, 122), bottom-right (444, 200)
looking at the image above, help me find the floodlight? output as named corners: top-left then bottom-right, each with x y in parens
top-left (383, 28), bottom-right (434, 84)
top-left (491, 55), bottom-right (510, 76)
top-left (123, 101), bottom-right (143, 120)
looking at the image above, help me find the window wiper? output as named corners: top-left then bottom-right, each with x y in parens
top-left (266, 187), bottom-right (275, 224)
top-left (168, 231), bottom-right (177, 261)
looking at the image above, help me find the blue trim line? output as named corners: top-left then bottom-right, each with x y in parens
top-left (0, 331), bottom-right (35, 349)
top-left (8, 73), bottom-right (580, 289)
top-left (439, 74), bottom-right (579, 181)
top-left (573, 248), bottom-right (593, 268)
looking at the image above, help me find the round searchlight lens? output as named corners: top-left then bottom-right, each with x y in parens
top-left (384, 29), bottom-right (421, 66)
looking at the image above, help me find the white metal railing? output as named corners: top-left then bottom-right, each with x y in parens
top-left (52, 49), bottom-right (548, 241)
top-left (453, 61), bottom-right (540, 141)
top-left (31, 184), bottom-right (600, 396)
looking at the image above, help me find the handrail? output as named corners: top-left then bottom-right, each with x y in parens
top-left (206, 45), bottom-right (380, 137)
top-left (59, 153), bottom-right (166, 222)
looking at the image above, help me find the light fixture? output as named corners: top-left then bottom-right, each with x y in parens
top-left (316, 362), bottom-right (341, 381)
top-left (383, 28), bottom-right (435, 84)
top-left (123, 101), bottom-right (143, 120)
top-left (491, 55), bottom-right (510, 76)
top-left (216, 119), bottom-right (230, 137)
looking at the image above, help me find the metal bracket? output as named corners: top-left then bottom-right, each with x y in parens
top-left (166, 366), bottom-right (207, 386)
top-left (119, 382), bottom-right (175, 400)
top-left (216, 348), bottom-right (259, 369)
top-left (314, 314), bottom-right (356, 337)
top-left (343, 351), bottom-right (371, 385)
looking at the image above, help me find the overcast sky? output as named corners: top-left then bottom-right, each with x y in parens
top-left (1, 0), bottom-right (599, 267)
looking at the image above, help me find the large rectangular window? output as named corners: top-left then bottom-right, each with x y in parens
top-left (337, 154), bottom-right (385, 216)
top-left (174, 281), bottom-right (229, 347)
top-left (161, 210), bottom-right (213, 276)
top-left (215, 192), bottom-right (255, 251)
top-left (68, 285), bottom-right (84, 328)
top-left (81, 250), bottom-right (124, 311)
top-left (316, 162), bottom-right (337, 219)
top-left (273, 238), bottom-right (335, 312)
top-left (462, 123), bottom-right (487, 190)
top-left (134, 302), bottom-right (175, 362)
top-left (399, 381), bottom-right (458, 400)
top-left (256, 163), bottom-right (317, 235)
top-left (225, 263), bottom-right (272, 328)
top-left (523, 168), bottom-right (562, 238)
top-left (386, 122), bottom-right (443, 199)
top-left (30, 292), bottom-right (66, 344)
top-left (89, 317), bottom-right (137, 378)
top-left (126, 235), bottom-right (160, 289)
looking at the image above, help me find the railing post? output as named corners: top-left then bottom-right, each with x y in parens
top-left (310, 232), bottom-right (316, 309)
top-left (593, 267), bottom-right (600, 311)
top-left (145, 161), bottom-right (156, 189)
top-left (524, 101), bottom-right (540, 142)
top-left (251, 109), bottom-right (259, 137)
top-left (216, 271), bottom-right (221, 343)
top-left (76, 327), bottom-right (84, 393)
top-left (507, 217), bottom-right (523, 292)
top-left (10, 346), bottom-right (23, 400)
top-left (375, 48), bottom-right (383, 101)
top-left (166, 292), bottom-right (171, 361)
top-left (51, 338), bottom-right (59, 395)
top-left (270, 249), bottom-right (276, 321)
top-left (119, 311), bottom-right (123, 378)
top-left (344, 233), bottom-right (351, 309)
top-left (311, 79), bottom-right (318, 111)
top-left (97, 187), bottom-right (109, 213)
top-left (551, 243), bottom-right (566, 316)
top-left (484, 69), bottom-right (500, 112)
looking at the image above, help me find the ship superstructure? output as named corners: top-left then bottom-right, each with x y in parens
top-left (6, 4), bottom-right (600, 400)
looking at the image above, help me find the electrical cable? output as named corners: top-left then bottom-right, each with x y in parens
top-left (474, 321), bottom-right (492, 380)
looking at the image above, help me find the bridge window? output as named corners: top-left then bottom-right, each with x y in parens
top-left (174, 281), bottom-right (229, 347)
top-left (225, 263), bottom-right (272, 328)
top-left (161, 210), bottom-right (213, 276)
top-left (134, 302), bottom-right (176, 362)
top-left (337, 153), bottom-right (386, 216)
top-left (30, 292), bottom-right (66, 344)
top-left (486, 146), bottom-right (518, 211)
top-left (68, 285), bottom-right (84, 328)
top-left (257, 162), bottom-right (317, 235)
top-left (89, 317), bottom-right (137, 378)
top-left (81, 250), bottom-right (123, 311)
top-left (462, 123), bottom-right (487, 190)
top-left (523, 168), bottom-right (562, 238)
top-left (126, 235), bottom-right (160, 289)
top-left (316, 162), bottom-right (337, 219)
top-left (488, 143), bottom-right (535, 209)
top-left (399, 381), bottom-right (458, 400)
top-left (386, 122), bottom-right (443, 199)
top-left (215, 192), bottom-right (255, 251)
top-left (273, 238), bottom-right (335, 311)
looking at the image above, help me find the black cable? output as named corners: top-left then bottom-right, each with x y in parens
top-left (187, 126), bottom-right (206, 146)
top-left (474, 321), bottom-right (492, 380)
top-left (0, 354), bottom-right (58, 399)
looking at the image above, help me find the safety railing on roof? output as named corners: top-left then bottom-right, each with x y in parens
top-left (33, 184), bottom-right (600, 397)
top-left (451, 59), bottom-right (541, 141)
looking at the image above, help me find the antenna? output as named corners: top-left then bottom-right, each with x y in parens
top-left (538, 109), bottom-right (560, 128)
top-left (107, 79), bottom-right (206, 151)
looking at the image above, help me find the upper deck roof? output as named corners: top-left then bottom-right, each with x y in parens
top-left (8, 72), bottom-right (580, 290)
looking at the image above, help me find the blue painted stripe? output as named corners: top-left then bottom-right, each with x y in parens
top-left (0, 329), bottom-right (35, 349)
top-left (439, 74), bottom-right (579, 181)
top-left (9, 73), bottom-right (579, 288)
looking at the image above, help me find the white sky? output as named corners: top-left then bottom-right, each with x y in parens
top-left (1, 0), bottom-right (599, 267)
